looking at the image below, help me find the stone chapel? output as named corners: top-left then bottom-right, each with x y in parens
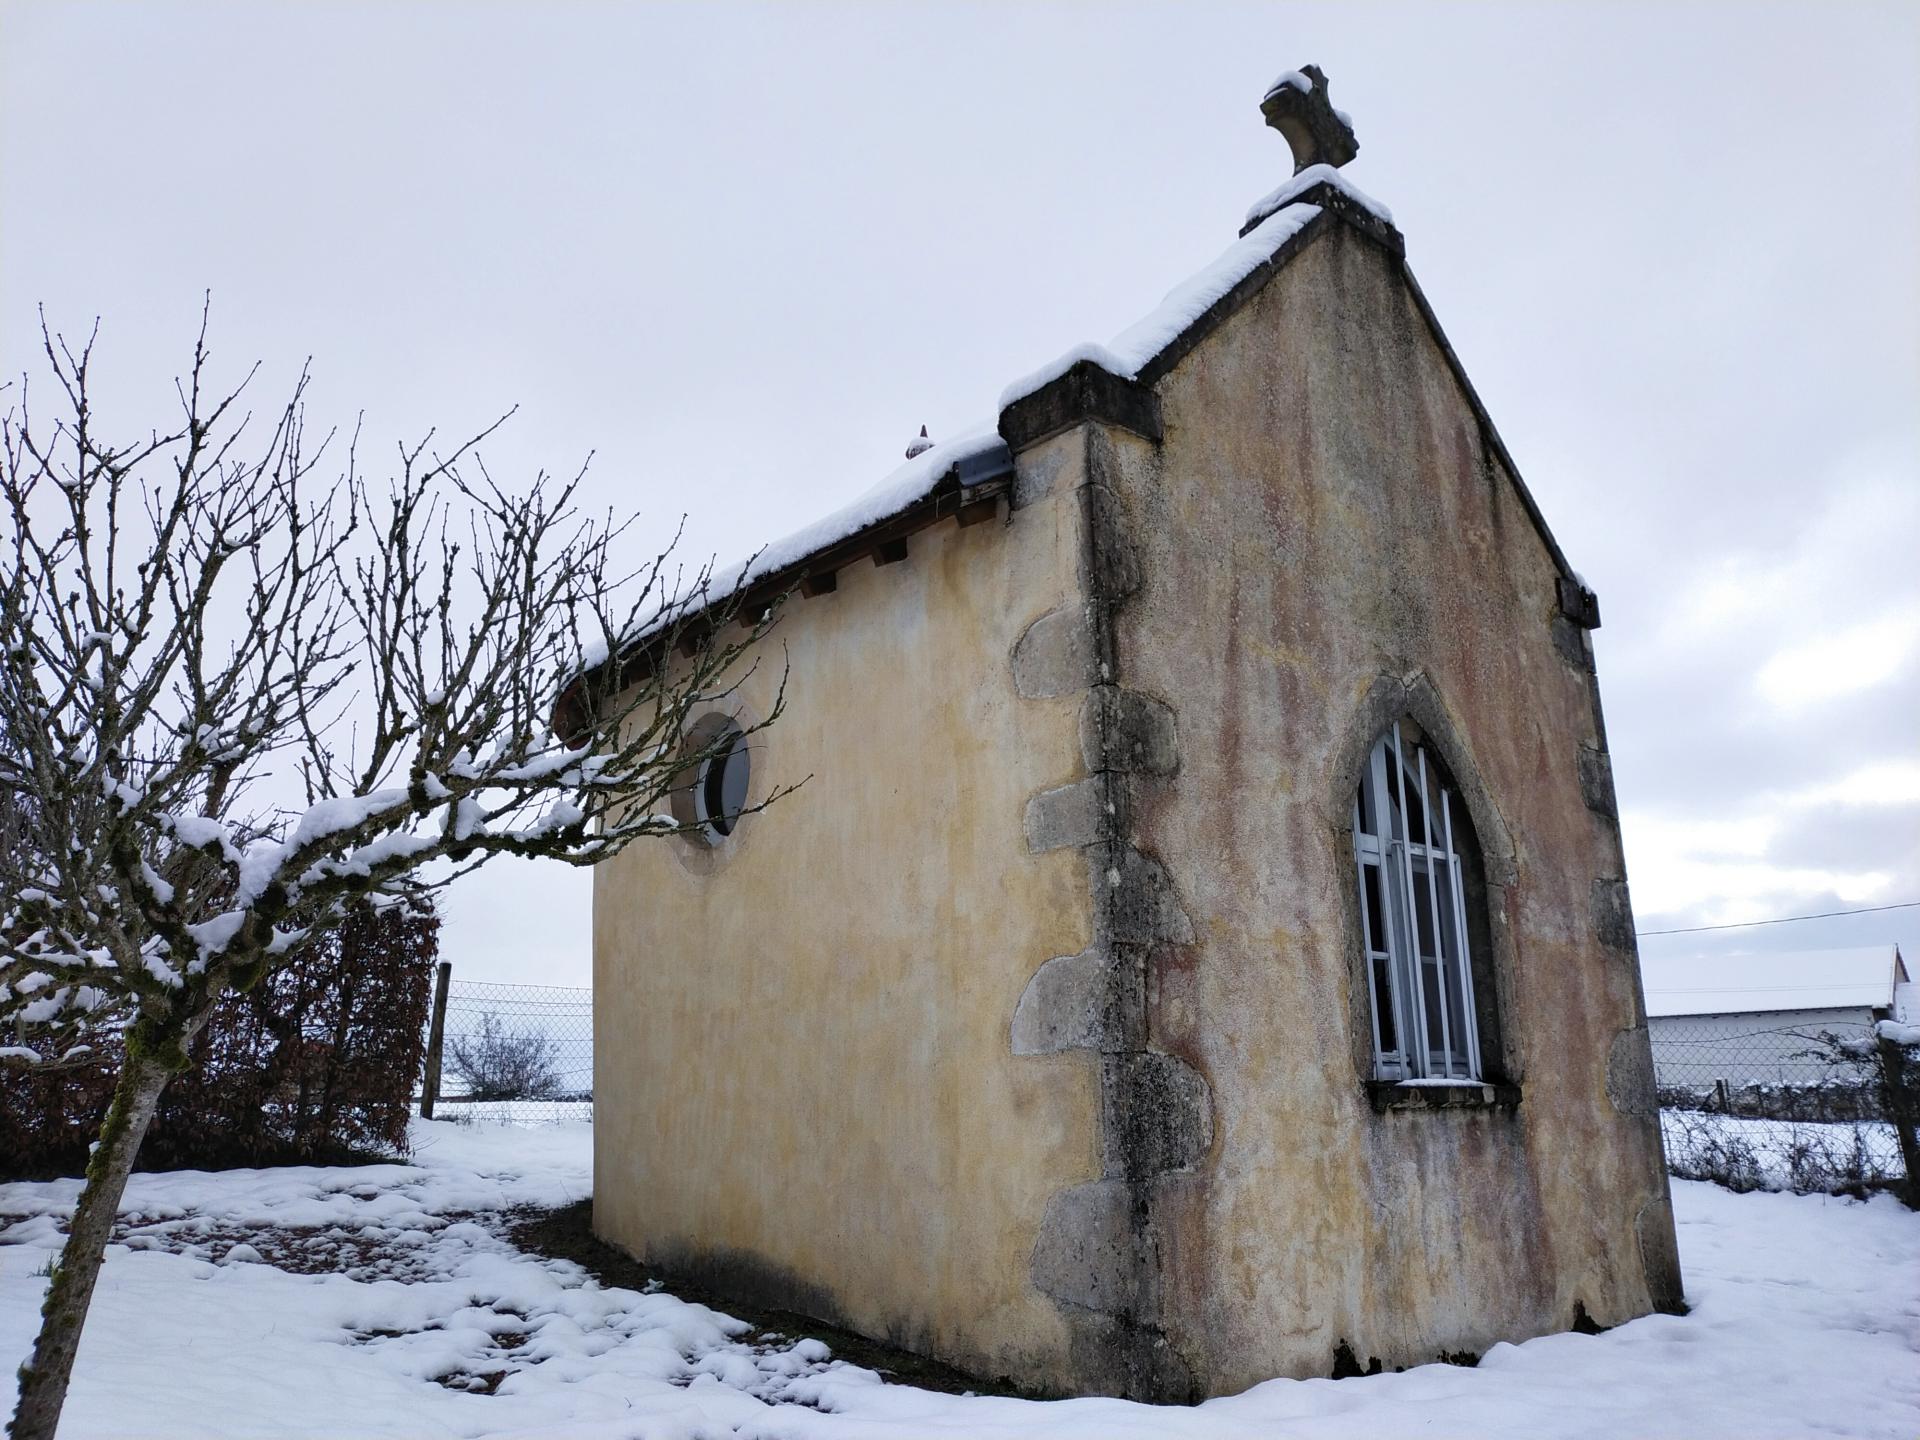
top-left (582, 66), bottom-right (1681, 1401)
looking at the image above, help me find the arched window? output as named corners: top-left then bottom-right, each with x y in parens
top-left (1352, 720), bottom-right (1482, 1082)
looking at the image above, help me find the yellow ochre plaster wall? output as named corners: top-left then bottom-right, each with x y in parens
top-left (591, 439), bottom-right (1102, 1390)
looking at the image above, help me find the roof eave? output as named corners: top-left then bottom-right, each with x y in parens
top-left (555, 178), bottom-right (1603, 735)
top-left (552, 448), bottom-right (1014, 737)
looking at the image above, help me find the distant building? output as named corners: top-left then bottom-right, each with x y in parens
top-left (1644, 945), bottom-right (1912, 1088)
top-left (583, 67), bottom-right (1680, 1399)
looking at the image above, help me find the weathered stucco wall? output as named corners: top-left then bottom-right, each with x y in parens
top-left (1100, 221), bottom-right (1677, 1394)
top-left (592, 446), bottom-right (1103, 1389)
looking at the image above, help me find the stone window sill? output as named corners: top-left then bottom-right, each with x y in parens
top-left (1366, 1079), bottom-right (1523, 1114)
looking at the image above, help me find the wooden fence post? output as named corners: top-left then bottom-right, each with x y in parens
top-left (421, 961), bottom-right (452, 1119)
top-left (1874, 1030), bottom-right (1919, 1211)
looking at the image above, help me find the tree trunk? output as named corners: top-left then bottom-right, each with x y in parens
top-left (8, 1009), bottom-right (207, 1440)
top-left (317, 960), bottom-right (359, 1146)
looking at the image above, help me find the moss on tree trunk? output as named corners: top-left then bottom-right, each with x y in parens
top-left (9, 1012), bottom-right (206, 1440)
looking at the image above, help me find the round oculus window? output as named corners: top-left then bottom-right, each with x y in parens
top-left (694, 725), bottom-right (750, 839)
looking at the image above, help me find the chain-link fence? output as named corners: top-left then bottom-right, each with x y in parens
top-left (420, 975), bottom-right (592, 1126)
top-left (410, 971), bottom-right (1920, 1187)
top-left (1650, 1017), bottom-right (1910, 1196)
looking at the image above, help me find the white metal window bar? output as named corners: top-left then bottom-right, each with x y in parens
top-left (1353, 722), bottom-right (1481, 1082)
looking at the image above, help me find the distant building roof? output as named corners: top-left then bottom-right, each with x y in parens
top-left (1641, 945), bottom-right (1910, 1019)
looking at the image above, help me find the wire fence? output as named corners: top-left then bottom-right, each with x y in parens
top-left (411, 971), bottom-right (1920, 1196)
top-left (1650, 1017), bottom-right (1911, 1196)
top-left (420, 976), bottom-right (593, 1126)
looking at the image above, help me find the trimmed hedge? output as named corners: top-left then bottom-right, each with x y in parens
top-left (2, 901), bottom-right (438, 1179)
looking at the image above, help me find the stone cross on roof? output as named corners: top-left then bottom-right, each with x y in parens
top-left (1261, 64), bottom-right (1359, 173)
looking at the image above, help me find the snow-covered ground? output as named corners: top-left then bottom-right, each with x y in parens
top-left (432, 1099), bottom-right (596, 1127)
top-left (3, 1120), bottom-right (1917, 1439)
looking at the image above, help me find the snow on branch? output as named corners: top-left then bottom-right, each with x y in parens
top-left (0, 305), bottom-right (790, 1054)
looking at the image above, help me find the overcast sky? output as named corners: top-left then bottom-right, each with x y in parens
top-left (3, 2), bottom-right (1915, 988)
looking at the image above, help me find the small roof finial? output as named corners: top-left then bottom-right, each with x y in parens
top-left (905, 424), bottom-right (933, 460)
top-left (1261, 64), bottom-right (1358, 174)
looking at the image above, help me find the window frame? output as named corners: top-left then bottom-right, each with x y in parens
top-left (691, 723), bottom-right (750, 843)
top-left (1352, 721), bottom-right (1484, 1084)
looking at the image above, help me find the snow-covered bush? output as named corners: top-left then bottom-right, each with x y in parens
top-left (446, 1011), bottom-right (563, 1102)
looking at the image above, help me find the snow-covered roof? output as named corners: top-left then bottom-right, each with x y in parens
top-left (996, 200), bottom-right (1329, 411)
top-left (718, 423), bottom-right (1007, 600)
top-left (557, 73), bottom-right (1611, 712)
top-left (1641, 946), bottom-right (1910, 1019)
top-left (1241, 164), bottom-right (1390, 236)
top-left (573, 424), bottom-right (1010, 671)
top-left (587, 180), bottom-right (1385, 675)
top-left (735, 181), bottom-right (1391, 584)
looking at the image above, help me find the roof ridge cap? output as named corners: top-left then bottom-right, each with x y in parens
top-left (1241, 165), bottom-right (1395, 237)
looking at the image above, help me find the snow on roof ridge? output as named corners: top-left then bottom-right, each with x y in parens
top-left (1244, 162), bottom-right (1392, 231)
top-left (997, 200), bottom-right (1326, 411)
top-left (579, 170), bottom-right (1392, 681)
top-left (665, 189), bottom-right (1364, 650)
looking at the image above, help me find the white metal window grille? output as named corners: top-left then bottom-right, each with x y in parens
top-left (1352, 722), bottom-right (1482, 1082)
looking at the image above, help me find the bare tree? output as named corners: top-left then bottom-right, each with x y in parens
top-left (446, 1011), bottom-right (565, 1102)
top-left (0, 309), bottom-right (786, 1440)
